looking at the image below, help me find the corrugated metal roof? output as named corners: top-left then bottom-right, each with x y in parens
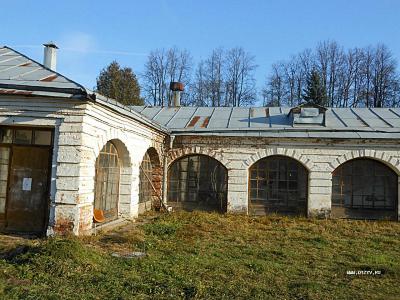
top-left (131, 106), bottom-right (400, 138)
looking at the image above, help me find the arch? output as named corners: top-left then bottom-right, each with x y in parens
top-left (92, 138), bottom-right (132, 224)
top-left (94, 141), bottom-right (121, 222)
top-left (244, 148), bottom-right (314, 171)
top-left (168, 147), bottom-right (229, 169)
top-left (138, 147), bottom-right (162, 214)
top-left (92, 128), bottom-right (131, 165)
top-left (167, 154), bottom-right (228, 212)
top-left (331, 158), bottom-right (398, 220)
top-left (329, 150), bottom-right (400, 175)
top-left (248, 155), bottom-right (309, 216)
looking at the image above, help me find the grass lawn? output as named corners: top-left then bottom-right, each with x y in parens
top-left (0, 212), bottom-right (399, 299)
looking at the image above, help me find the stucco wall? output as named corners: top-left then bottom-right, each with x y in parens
top-left (0, 96), bottom-right (167, 235)
top-left (169, 135), bottom-right (400, 219)
top-left (55, 102), bottom-right (167, 235)
top-left (2, 96), bottom-right (400, 236)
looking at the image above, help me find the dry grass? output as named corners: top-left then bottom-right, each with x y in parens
top-left (0, 211), bottom-right (399, 299)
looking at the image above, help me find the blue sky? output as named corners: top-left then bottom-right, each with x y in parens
top-left (2, 0), bottom-right (400, 101)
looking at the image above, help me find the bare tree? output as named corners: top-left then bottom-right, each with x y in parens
top-left (166, 48), bottom-right (192, 105)
top-left (205, 48), bottom-right (225, 106)
top-left (143, 47), bottom-right (192, 106)
top-left (283, 57), bottom-right (301, 106)
top-left (225, 47), bottom-right (257, 106)
top-left (262, 41), bottom-right (400, 108)
top-left (262, 62), bottom-right (286, 106)
top-left (190, 60), bottom-right (208, 106)
top-left (191, 47), bottom-right (257, 107)
top-left (371, 44), bottom-right (397, 107)
top-left (190, 48), bottom-right (226, 107)
top-left (142, 49), bottom-right (168, 106)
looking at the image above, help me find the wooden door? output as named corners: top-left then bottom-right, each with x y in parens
top-left (6, 146), bottom-right (50, 233)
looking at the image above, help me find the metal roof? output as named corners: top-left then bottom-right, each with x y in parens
top-left (0, 46), bottom-right (87, 97)
top-left (0, 46), bottom-right (168, 133)
top-left (132, 106), bottom-right (400, 139)
top-left (1, 45), bottom-right (400, 140)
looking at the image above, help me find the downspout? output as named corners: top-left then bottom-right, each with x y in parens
top-left (162, 135), bottom-right (175, 210)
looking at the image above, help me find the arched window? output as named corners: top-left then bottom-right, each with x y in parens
top-left (332, 158), bottom-right (398, 219)
top-left (138, 148), bottom-right (161, 213)
top-left (168, 155), bottom-right (227, 212)
top-left (249, 156), bottom-right (308, 216)
top-left (94, 141), bottom-right (120, 222)
top-left (139, 151), bottom-right (152, 205)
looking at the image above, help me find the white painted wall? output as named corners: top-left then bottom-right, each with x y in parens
top-left (169, 136), bottom-right (400, 219)
top-left (1, 96), bottom-right (399, 236)
top-left (0, 96), bottom-right (167, 235)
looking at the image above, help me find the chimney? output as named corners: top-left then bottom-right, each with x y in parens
top-left (43, 42), bottom-right (58, 71)
top-left (169, 82), bottom-right (184, 107)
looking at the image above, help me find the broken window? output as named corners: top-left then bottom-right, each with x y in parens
top-left (94, 142), bottom-right (120, 222)
top-left (168, 155), bottom-right (227, 212)
top-left (249, 156), bottom-right (308, 216)
top-left (332, 158), bottom-right (397, 219)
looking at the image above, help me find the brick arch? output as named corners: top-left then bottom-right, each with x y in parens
top-left (243, 148), bottom-right (314, 171)
top-left (168, 147), bottom-right (230, 168)
top-left (139, 146), bottom-right (163, 211)
top-left (328, 150), bottom-right (400, 175)
top-left (145, 146), bottom-right (162, 166)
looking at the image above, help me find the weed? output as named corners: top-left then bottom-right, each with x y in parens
top-left (0, 212), bottom-right (399, 299)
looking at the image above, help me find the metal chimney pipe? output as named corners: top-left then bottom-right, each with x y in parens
top-left (169, 82), bottom-right (184, 107)
top-left (43, 42), bottom-right (58, 71)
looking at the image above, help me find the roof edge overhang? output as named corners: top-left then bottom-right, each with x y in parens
top-left (169, 128), bottom-right (400, 139)
top-left (0, 83), bottom-right (88, 98)
top-left (0, 85), bottom-right (169, 135)
top-left (89, 92), bottom-right (169, 134)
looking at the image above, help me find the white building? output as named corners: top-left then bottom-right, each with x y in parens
top-left (0, 45), bottom-right (399, 235)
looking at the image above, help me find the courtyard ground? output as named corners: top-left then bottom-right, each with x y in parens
top-left (0, 211), bottom-right (399, 299)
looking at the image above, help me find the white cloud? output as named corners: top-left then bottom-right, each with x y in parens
top-left (59, 32), bottom-right (97, 54)
top-left (58, 32), bottom-right (146, 56)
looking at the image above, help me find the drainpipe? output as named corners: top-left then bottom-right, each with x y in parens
top-left (162, 135), bottom-right (175, 210)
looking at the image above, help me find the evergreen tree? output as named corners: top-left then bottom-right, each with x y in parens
top-left (96, 61), bottom-right (143, 105)
top-left (302, 69), bottom-right (328, 106)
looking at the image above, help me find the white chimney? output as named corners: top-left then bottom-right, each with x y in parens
top-left (43, 42), bottom-right (58, 71)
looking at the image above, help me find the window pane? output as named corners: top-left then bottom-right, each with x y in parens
top-left (332, 159), bottom-right (397, 212)
top-left (34, 130), bottom-right (52, 145)
top-left (0, 128), bottom-right (12, 143)
top-left (249, 156), bottom-right (308, 216)
top-left (168, 155), bottom-right (227, 212)
top-left (94, 142), bottom-right (120, 222)
top-left (14, 129), bottom-right (32, 144)
top-left (0, 147), bottom-right (10, 214)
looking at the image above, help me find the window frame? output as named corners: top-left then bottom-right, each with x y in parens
top-left (248, 155), bottom-right (308, 215)
top-left (94, 141), bottom-right (120, 222)
top-left (332, 158), bottom-right (397, 211)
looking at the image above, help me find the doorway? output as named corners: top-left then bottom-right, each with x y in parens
top-left (0, 127), bottom-right (53, 234)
